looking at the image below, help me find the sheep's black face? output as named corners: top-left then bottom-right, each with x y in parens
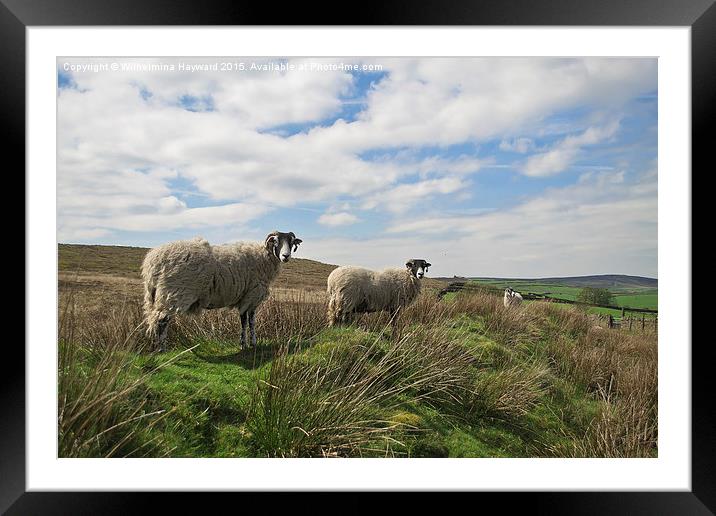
top-left (265, 231), bottom-right (302, 263)
top-left (406, 259), bottom-right (431, 279)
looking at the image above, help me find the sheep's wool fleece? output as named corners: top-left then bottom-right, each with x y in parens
top-left (503, 292), bottom-right (523, 308)
top-left (327, 266), bottom-right (421, 313)
top-left (141, 237), bottom-right (282, 316)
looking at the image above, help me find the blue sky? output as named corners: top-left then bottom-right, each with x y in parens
top-left (57, 57), bottom-right (657, 278)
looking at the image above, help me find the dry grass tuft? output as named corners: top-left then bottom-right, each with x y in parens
top-left (471, 362), bottom-right (550, 419)
top-left (559, 387), bottom-right (658, 458)
top-left (246, 324), bottom-right (479, 457)
top-left (545, 312), bottom-right (657, 457)
top-left (246, 340), bottom-right (405, 457)
top-left (58, 292), bottom-right (172, 457)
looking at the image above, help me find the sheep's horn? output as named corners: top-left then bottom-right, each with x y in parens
top-left (265, 232), bottom-right (278, 251)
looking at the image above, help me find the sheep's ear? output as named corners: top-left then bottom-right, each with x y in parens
top-left (425, 263), bottom-right (432, 268)
top-left (405, 261), bottom-right (414, 269)
top-left (292, 238), bottom-right (302, 252)
top-left (265, 233), bottom-right (278, 250)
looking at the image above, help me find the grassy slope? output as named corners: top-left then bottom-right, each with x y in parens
top-left (108, 310), bottom-right (604, 458)
top-left (59, 244), bottom-right (148, 276)
top-left (58, 244), bottom-right (656, 458)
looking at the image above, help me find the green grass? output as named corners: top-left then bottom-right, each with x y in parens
top-left (469, 279), bottom-right (658, 312)
top-left (614, 293), bottom-right (658, 310)
top-left (86, 316), bottom-right (602, 458)
top-left (58, 244), bottom-right (657, 458)
top-left (470, 279), bottom-right (581, 299)
top-left (524, 300), bottom-right (657, 320)
top-left (135, 342), bottom-right (258, 457)
top-left (59, 289), bottom-right (657, 458)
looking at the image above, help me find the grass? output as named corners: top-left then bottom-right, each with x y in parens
top-left (532, 301), bottom-right (658, 322)
top-left (58, 291), bottom-right (172, 457)
top-left (58, 283), bottom-right (657, 458)
top-left (57, 243), bottom-right (657, 458)
top-left (614, 293), bottom-right (658, 310)
top-left (468, 278), bottom-right (658, 311)
top-left (59, 243), bottom-right (148, 276)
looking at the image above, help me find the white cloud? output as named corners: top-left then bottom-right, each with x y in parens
top-left (362, 177), bottom-right (468, 214)
top-left (60, 58), bottom-right (353, 130)
top-left (57, 57), bottom-right (656, 262)
top-left (317, 212), bottom-right (360, 227)
top-left (411, 155), bottom-right (487, 176)
top-left (305, 58), bottom-right (655, 152)
top-left (59, 227), bottom-right (113, 241)
top-left (320, 171), bottom-right (657, 277)
top-left (58, 202), bottom-right (268, 241)
top-left (522, 121), bottom-right (620, 177)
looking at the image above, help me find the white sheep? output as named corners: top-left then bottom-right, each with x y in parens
top-left (503, 287), bottom-right (523, 308)
top-left (141, 230), bottom-right (302, 351)
top-left (326, 259), bottom-right (431, 328)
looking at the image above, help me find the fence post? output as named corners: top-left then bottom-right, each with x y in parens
top-left (608, 314), bottom-right (613, 329)
top-left (642, 315), bottom-right (645, 331)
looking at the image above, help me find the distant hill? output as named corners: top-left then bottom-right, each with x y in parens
top-left (449, 274), bottom-right (657, 290)
top-left (59, 244), bottom-right (149, 276)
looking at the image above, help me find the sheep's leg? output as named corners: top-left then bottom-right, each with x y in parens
top-left (333, 307), bottom-right (344, 327)
top-left (327, 298), bottom-right (339, 327)
top-left (156, 315), bottom-right (172, 352)
top-left (240, 311), bottom-right (249, 348)
top-left (249, 311), bottom-right (257, 348)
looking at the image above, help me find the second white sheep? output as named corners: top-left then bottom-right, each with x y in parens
top-left (326, 259), bottom-right (431, 327)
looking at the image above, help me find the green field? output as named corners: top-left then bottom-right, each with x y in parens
top-left (468, 278), bottom-right (658, 313)
top-left (613, 293), bottom-right (658, 310)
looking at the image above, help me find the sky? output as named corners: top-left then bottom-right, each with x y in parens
top-left (57, 57), bottom-right (657, 278)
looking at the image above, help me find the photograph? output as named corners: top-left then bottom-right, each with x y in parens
top-left (56, 56), bottom-right (660, 459)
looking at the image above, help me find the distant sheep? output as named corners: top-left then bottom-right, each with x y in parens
top-left (141, 230), bottom-right (302, 351)
top-left (326, 259), bottom-right (431, 327)
top-left (503, 287), bottom-right (523, 308)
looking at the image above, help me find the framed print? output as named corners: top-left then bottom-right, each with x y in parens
top-left (7, 0), bottom-right (710, 512)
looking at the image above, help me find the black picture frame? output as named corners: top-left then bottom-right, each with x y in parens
top-left (6, 0), bottom-right (708, 512)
